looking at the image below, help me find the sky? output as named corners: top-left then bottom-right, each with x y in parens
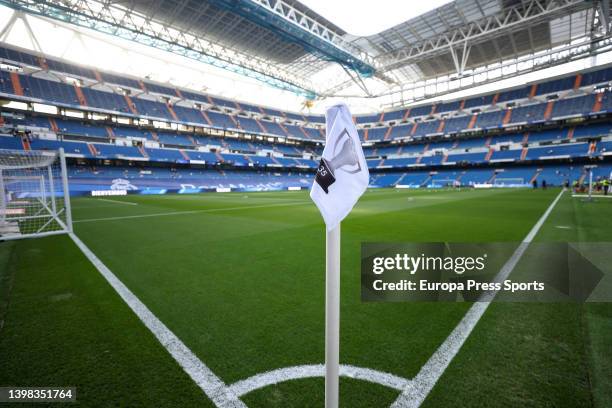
top-left (299, 0), bottom-right (453, 36)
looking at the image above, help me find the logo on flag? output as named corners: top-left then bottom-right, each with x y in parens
top-left (310, 103), bottom-right (369, 231)
top-left (315, 129), bottom-right (363, 194)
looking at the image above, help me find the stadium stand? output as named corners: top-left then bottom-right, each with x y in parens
top-left (1, 44), bottom-right (612, 193)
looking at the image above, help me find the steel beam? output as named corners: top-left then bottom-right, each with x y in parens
top-left (379, 0), bottom-right (592, 73)
top-left (244, 0), bottom-right (375, 75)
top-left (0, 0), bottom-right (318, 97)
top-left (322, 35), bottom-right (612, 102)
top-left (381, 36), bottom-right (612, 108)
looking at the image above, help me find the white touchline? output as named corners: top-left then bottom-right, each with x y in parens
top-left (391, 189), bottom-right (565, 408)
top-left (73, 200), bottom-right (310, 223)
top-left (69, 233), bottom-right (247, 408)
top-left (97, 198), bottom-right (139, 206)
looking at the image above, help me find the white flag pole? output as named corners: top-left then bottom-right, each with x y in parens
top-left (325, 224), bottom-right (340, 408)
top-left (312, 103), bottom-right (368, 407)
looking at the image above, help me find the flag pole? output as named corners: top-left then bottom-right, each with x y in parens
top-left (325, 224), bottom-right (340, 408)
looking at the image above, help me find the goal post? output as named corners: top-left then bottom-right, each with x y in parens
top-left (0, 148), bottom-right (72, 240)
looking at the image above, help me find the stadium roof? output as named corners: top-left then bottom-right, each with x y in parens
top-left (365, 0), bottom-right (596, 79)
top-left (128, 0), bottom-right (347, 66)
top-left (0, 0), bottom-right (611, 108)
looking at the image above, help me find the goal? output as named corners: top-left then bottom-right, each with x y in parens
top-left (0, 148), bottom-right (72, 240)
top-left (493, 177), bottom-right (526, 187)
top-left (430, 178), bottom-right (459, 188)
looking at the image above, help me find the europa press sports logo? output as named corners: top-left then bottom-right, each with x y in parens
top-left (315, 129), bottom-right (363, 193)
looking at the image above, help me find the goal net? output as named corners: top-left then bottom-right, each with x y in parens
top-left (0, 148), bottom-right (72, 240)
top-left (493, 177), bottom-right (527, 187)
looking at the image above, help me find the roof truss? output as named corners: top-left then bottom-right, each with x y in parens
top-left (378, 0), bottom-right (593, 73)
top-left (0, 0), bottom-right (321, 96)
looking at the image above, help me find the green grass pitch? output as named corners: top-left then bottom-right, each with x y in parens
top-left (0, 188), bottom-right (611, 407)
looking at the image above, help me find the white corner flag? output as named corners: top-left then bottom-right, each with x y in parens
top-left (310, 103), bottom-right (369, 408)
top-left (310, 103), bottom-right (369, 230)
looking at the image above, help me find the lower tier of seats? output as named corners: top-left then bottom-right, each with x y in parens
top-left (63, 163), bottom-right (612, 195)
top-left (67, 166), bottom-right (315, 194)
top-left (371, 164), bottom-right (612, 188)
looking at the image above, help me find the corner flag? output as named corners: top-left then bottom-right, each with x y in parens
top-left (310, 103), bottom-right (368, 408)
top-left (311, 103), bottom-right (369, 230)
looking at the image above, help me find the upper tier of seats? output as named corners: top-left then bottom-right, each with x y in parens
top-left (2, 110), bottom-right (610, 171)
top-left (1, 45), bottom-right (612, 145)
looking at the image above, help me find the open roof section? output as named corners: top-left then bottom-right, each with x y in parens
top-left (299, 0), bottom-right (454, 37)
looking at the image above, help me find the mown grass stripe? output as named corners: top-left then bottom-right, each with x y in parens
top-left (97, 198), bottom-right (139, 206)
top-left (69, 233), bottom-right (247, 408)
top-left (391, 189), bottom-right (565, 408)
top-left (73, 201), bottom-right (310, 223)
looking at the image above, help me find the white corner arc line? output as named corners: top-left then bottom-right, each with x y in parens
top-left (391, 189), bottom-right (565, 408)
top-left (97, 198), bottom-right (139, 206)
top-left (69, 233), bottom-right (247, 408)
top-left (227, 364), bottom-right (411, 397)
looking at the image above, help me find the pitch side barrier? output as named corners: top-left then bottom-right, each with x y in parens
top-left (80, 186), bottom-right (310, 197)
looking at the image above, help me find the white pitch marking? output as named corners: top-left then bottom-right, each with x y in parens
top-left (69, 233), bottom-right (246, 407)
top-left (572, 194), bottom-right (612, 199)
top-left (227, 364), bottom-right (411, 397)
top-left (74, 201), bottom-right (309, 223)
top-left (391, 189), bottom-right (565, 408)
top-left (555, 225), bottom-right (572, 229)
top-left (71, 205), bottom-right (129, 210)
top-left (97, 198), bottom-right (139, 206)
